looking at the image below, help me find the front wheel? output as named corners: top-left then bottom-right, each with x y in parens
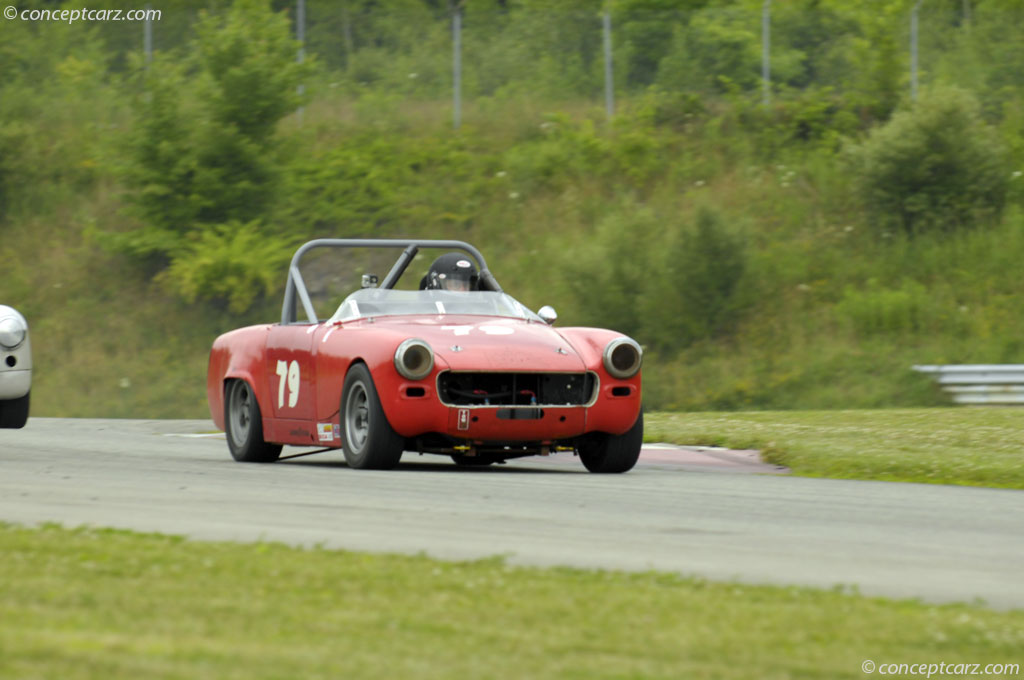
top-left (0, 390), bottom-right (29, 429)
top-left (225, 379), bottom-right (282, 463)
top-left (341, 363), bottom-right (404, 470)
top-left (577, 409), bottom-right (643, 474)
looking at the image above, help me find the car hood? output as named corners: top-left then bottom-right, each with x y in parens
top-left (360, 315), bottom-right (587, 372)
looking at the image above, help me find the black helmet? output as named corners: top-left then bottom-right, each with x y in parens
top-left (420, 253), bottom-right (478, 291)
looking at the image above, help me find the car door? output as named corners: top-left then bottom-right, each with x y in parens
top-left (265, 323), bottom-right (318, 437)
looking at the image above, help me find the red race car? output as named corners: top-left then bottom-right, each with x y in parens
top-left (207, 239), bottom-right (643, 472)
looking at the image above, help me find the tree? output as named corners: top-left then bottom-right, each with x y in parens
top-left (847, 87), bottom-right (1009, 235)
top-left (118, 0), bottom-right (310, 309)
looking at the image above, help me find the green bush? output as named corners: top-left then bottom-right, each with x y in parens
top-left (562, 205), bottom-right (747, 355)
top-left (0, 18), bottom-right (117, 220)
top-left (0, 122), bottom-right (28, 217)
top-left (846, 87), bottom-right (1010, 235)
top-left (562, 204), bottom-right (659, 340)
top-left (159, 221), bottom-right (293, 315)
top-left (277, 130), bottom-right (493, 238)
top-left (118, 58), bottom-right (196, 258)
top-left (655, 9), bottom-right (760, 95)
top-left (766, 87), bottom-right (861, 149)
top-left (643, 207), bottom-right (749, 352)
top-left (116, 0), bottom-right (310, 309)
top-left (465, 1), bottom-right (605, 100)
top-left (836, 279), bottom-right (934, 336)
top-left (501, 115), bottom-right (612, 192)
top-left (195, 0), bottom-right (309, 142)
top-left (630, 86), bottom-right (706, 129)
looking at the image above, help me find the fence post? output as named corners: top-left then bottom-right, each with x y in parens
top-left (342, 2), bottom-right (354, 73)
top-left (603, 9), bottom-right (614, 119)
top-left (144, 3), bottom-right (153, 65)
top-left (762, 0), bottom-right (771, 107)
top-left (297, 0), bottom-right (306, 123)
top-left (452, 2), bottom-right (462, 130)
top-left (911, 0), bottom-right (922, 102)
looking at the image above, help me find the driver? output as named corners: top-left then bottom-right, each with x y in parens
top-left (419, 253), bottom-right (478, 292)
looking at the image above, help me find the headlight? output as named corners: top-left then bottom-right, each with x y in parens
top-left (0, 316), bottom-right (27, 350)
top-left (394, 338), bottom-right (434, 381)
top-left (603, 337), bottom-right (642, 379)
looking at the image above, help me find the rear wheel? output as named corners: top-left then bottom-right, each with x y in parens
top-left (577, 410), bottom-right (643, 474)
top-left (341, 363), bottom-right (404, 470)
top-left (225, 379), bottom-right (281, 463)
top-left (0, 391), bottom-right (29, 429)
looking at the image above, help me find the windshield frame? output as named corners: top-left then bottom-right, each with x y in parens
top-left (329, 289), bottom-right (542, 324)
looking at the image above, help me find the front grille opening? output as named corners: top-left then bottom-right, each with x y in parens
top-left (611, 386), bottom-right (632, 397)
top-left (405, 387), bottom-right (426, 398)
top-left (438, 372), bottom-right (595, 407)
top-left (497, 408), bottom-right (544, 420)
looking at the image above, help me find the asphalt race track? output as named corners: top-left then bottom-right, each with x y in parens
top-left (2, 418), bottom-right (1023, 609)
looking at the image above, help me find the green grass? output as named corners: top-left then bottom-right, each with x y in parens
top-left (0, 524), bottom-right (1021, 680)
top-left (647, 408), bottom-right (1024, 488)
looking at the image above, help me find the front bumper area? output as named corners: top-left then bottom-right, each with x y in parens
top-left (382, 366), bottom-right (642, 446)
top-left (0, 369), bottom-right (31, 400)
top-left (445, 404), bottom-right (588, 441)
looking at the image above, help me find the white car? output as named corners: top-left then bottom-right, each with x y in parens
top-left (0, 305), bottom-right (31, 428)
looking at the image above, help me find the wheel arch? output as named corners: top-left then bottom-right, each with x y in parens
top-left (338, 360), bottom-right (405, 469)
top-left (219, 371), bottom-right (266, 430)
top-left (335, 357), bottom-right (369, 404)
top-left (207, 325), bottom-right (273, 431)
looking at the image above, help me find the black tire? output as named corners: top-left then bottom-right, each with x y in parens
top-left (225, 379), bottom-right (282, 463)
top-left (0, 390), bottom-right (29, 429)
top-left (341, 363), bottom-right (404, 470)
top-left (577, 409), bottom-right (644, 474)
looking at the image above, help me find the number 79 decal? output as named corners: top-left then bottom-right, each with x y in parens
top-left (276, 360), bottom-right (300, 409)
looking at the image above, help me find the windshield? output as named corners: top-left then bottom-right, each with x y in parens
top-left (329, 289), bottom-right (542, 323)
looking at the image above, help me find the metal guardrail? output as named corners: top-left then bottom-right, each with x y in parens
top-left (912, 365), bottom-right (1024, 405)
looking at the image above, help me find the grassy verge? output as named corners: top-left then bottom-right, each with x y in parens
top-left (0, 524), bottom-right (1021, 680)
top-left (647, 408), bottom-right (1024, 489)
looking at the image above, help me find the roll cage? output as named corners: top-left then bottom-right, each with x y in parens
top-left (281, 239), bottom-right (503, 325)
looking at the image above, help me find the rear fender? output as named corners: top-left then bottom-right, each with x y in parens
top-left (207, 325), bottom-right (273, 431)
top-left (210, 370), bottom-right (265, 432)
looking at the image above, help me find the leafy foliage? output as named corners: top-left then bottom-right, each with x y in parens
top-left (654, 207), bottom-right (748, 349)
top-left (846, 87), bottom-right (1010, 235)
top-left (655, 8), bottom-right (761, 94)
top-left (836, 279), bottom-right (934, 336)
top-left (194, 0), bottom-right (308, 142)
top-left (118, 58), bottom-right (195, 255)
top-left (158, 222), bottom-right (294, 314)
top-left (0, 122), bottom-right (28, 216)
top-left (278, 133), bottom-right (487, 236)
top-left (564, 204), bottom-right (658, 340)
top-left (0, 16), bottom-right (115, 220)
top-left (565, 205), bottom-right (747, 354)
top-left (116, 0), bottom-right (310, 309)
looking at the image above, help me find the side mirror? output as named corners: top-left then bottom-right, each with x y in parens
top-left (538, 305), bottom-right (558, 325)
top-left (361, 274), bottom-right (379, 289)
